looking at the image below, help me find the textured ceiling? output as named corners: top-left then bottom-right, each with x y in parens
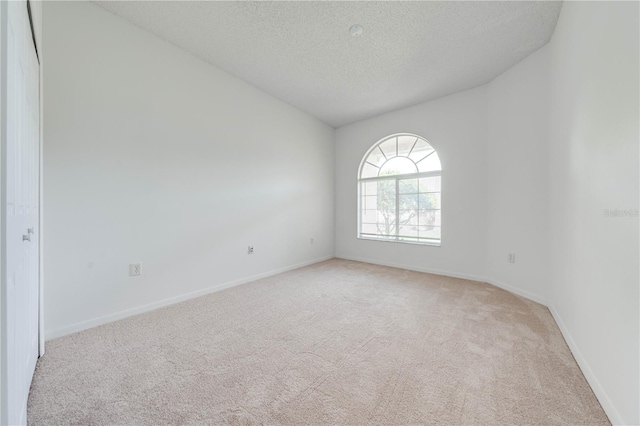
top-left (93, 1), bottom-right (563, 127)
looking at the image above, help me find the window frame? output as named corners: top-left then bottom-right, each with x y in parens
top-left (357, 133), bottom-right (442, 247)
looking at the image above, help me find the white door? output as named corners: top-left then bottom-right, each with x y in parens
top-left (2, 0), bottom-right (40, 424)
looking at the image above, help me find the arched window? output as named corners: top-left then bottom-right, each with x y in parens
top-left (358, 134), bottom-right (441, 246)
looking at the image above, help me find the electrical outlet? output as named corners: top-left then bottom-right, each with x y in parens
top-left (248, 246), bottom-right (254, 254)
top-left (508, 253), bottom-right (516, 263)
top-left (129, 262), bottom-right (142, 276)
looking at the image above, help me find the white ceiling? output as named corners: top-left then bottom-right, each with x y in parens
top-left (93, 1), bottom-right (563, 128)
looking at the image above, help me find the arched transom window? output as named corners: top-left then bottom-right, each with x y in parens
top-left (358, 134), bottom-right (441, 246)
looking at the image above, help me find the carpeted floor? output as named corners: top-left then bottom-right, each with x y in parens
top-left (28, 259), bottom-right (608, 425)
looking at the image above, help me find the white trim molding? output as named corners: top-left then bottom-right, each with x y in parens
top-left (548, 305), bottom-right (621, 425)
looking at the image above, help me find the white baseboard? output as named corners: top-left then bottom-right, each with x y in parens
top-left (336, 255), bottom-right (549, 305)
top-left (484, 277), bottom-right (547, 306)
top-left (46, 255), bottom-right (334, 341)
top-left (548, 305), bottom-right (623, 425)
top-left (335, 254), bottom-right (488, 283)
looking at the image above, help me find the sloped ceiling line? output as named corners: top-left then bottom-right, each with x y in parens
top-left (93, 1), bottom-right (563, 127)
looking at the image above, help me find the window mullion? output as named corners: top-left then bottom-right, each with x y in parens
top-left (395, 177), bottom-right (400, 241)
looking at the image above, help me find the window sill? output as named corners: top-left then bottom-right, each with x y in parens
top-left (357, 236), bottom-right (441, 247)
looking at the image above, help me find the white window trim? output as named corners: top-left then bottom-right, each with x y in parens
top-left (357, 133), bottom-right (442, 247)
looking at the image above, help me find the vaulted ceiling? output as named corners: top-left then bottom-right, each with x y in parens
top-left (94, 1), bottom-right (563, 127)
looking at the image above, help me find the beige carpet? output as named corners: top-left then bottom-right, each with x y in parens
top-left (28, 259), bottom-right (608, 425)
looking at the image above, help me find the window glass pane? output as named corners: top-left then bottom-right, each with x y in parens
top-left (399, 178), bottom-right (418, 194)
top-left (374, 220), bottom-right (396, 237)
top-left (433, 210), bottom-right (442, 227)
top-left (419, 176), bottom-right (441, 193)
top-left (361, 223), bottom-right (379, 235)
top-left (377, 179), bottom-right (396, 200)
top-left (398, 210), bottom-right (418, 226)
top-left (375, 179), bottom-right (396, 236)
top-left (433, 193), bottom-right (442, 210)
top-left (362, 196), bottom-right (377, 210)
top-left (361, 209), bottom-right (378, 224)
top-left (398, 225), bottom-right (418, 238)
top-left (362, 181), bottom-right (377, 196)
top-left (417, 153), bottom-right (442, 172)
top-left (379, 138), bottom-right (397, 159)
top-left (365, 147), bottom-right (386, 168)
top-left (419, 192), bottom-right (440, 210)
top-left (418, 225), bottom-right (441, 241)
top-left (397, 135), bottom-right (418, 157)
top-left (399, 193), bottom-right (418, 211)
top-left (380, 157), bottom-right (418, 176)
top-left (379, 157), bottom-right (417, 176)
top-left (408, 139), bottom-right (434, 163)
top-left (418, 210), bottom-right (441, 227)
top-left (361, 162), bottom-right (379, 178)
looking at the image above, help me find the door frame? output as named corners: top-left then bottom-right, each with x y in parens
top-left (28, 0), bottom-right (44, 358)
top-left (0, 0), bottom-right (5, 417)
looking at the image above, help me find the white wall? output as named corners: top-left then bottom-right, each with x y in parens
top-left (486, 48), bottom-right (551, 304)
top-left (335, 59), bottom-right (553, 302)
top-left (43, 1), bottom-right (335, 338)
top-left (547, 2), bottom-right (639, 424)
top-left (335, 87), bottom-right (488, 281)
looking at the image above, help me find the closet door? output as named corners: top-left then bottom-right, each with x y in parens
top-left (2, 0), bottom-right (40, 424)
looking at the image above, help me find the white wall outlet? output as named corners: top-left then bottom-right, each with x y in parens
top-left (508, 253), bottom-right (516, 263)
top-left (248, 246), bottom-right (254, 254)
top-left (129, 262), bottom-right (142, 276)
top-left (310, 237), bottom-right (314, 245)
